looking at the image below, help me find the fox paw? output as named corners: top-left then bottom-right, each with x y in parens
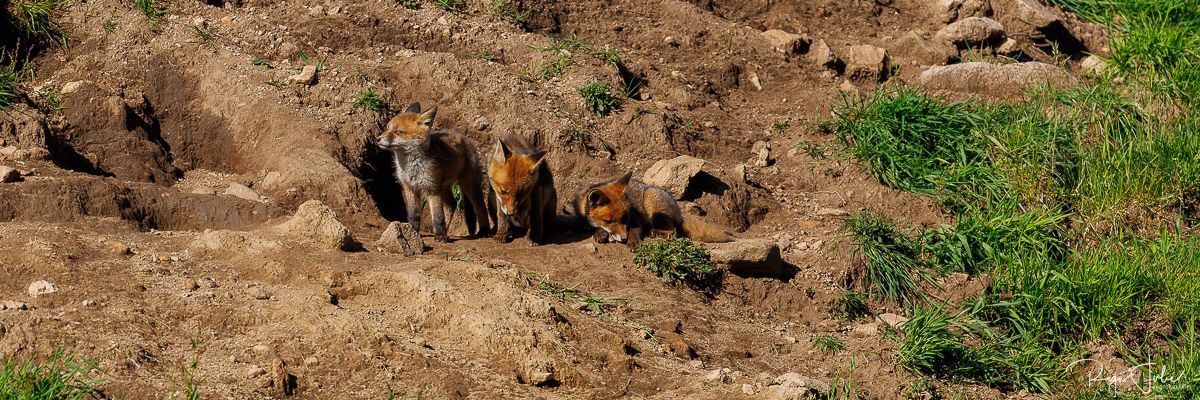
top-left (493, 233), bottom-right (511, 243)
top-left (434, 233), bottom-right (450, 243)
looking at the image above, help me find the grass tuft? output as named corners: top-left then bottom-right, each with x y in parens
top-left (0, 349), bottom-right (108, 399)
top-left (432, 0), bottom-right (465, 12)
top-left (632, 237), bottom-right (720, 290)
top-left (352, 89), bottom-right (386, 117)
top-left (814, 335), bottom-right (846, 354)
top-left (845, 211), bottom-right (934, 306)
top-left (11, 0), bottom-right (70, 48)
top-left (526, 273), bottom-right (625, 315)
top-left (577, 80), bottom-right (619, 117)
top-left (486, 0), bottom-right (530, 25)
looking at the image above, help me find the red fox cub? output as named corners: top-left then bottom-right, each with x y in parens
top-left (377, 102), bottom-right (491, 242)
top-left (575, 172), bottom-right (734, 247)
top-left (487, 135), bottom-right (557, 244)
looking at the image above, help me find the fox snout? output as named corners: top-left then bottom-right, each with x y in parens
top-left (377, 133), bottom-right (417, 151)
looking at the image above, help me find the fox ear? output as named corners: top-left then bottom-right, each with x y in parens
top-left (404, 102), bottom-right (421, 114)
top-left (615, 171), bottom-right (633, 186)
top-left (587, 189), bottom-right (609, 207)
top-left (493, 138), bottom-right (512, 161)
top-left (417, 105), bottom-right (437, 127)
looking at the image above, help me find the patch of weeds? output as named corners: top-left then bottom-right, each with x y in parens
top-left (845, 211), bottom-right (934, 306)
top-left (397, 0), bottom-right (421, 9)
top-left (102, 19), bottom-right (118, 33)
top-left (894, 307), bottom-right (1007, 385)
top-left (526, 273), bottom-right (626, 315)
top-left (133, 0), bottom-right (167, 22)
top-left (530, 53), bottom-right (574, 81)
top-left (794, 141), bottom-right (828, 159)
top-left (903, 377), bottom-right (939, 400)
top-left (35, 84), bottom-right (63, 113)
top-left (626, 106), bottom-right (653, 124)
top-left (831, 290), bottom-right (871, 320)
top-left (187, 25), bottom-right (217, 50)
top-left (451, 182), bottom-right (463, 211)
top-left (920, 209), bottom-right (1067, 276)
top-left (814, 335), bottom-right (846, 354)
top-left (250, 58), bottom-right (271, 66)
top-left (432, 0), bottom-right (465, 12)
top-left (632, 237), bottom-right (720, 291)
top-left (0, 349), bottom-right (109, 399)
top-left (827, 356), bottom-right (860, 400)
top-left (12, 0), bottom-right (70, 47)
top-left (352, 89), bottom-right (386, 117)
top-left (265, 78), bottom-right (286, 89)
top-left (595, 46), bottom-right (622, 66)
top-left (771, 119), bottom-right (790, 135)
top-left (468, 50), bottom-right (495, 62)
top-left (577, 80), bottom-right (619, 116)
top-left (171, 339), bottom-right (200, 400)
top-left (0, 63), bottom-right (23, 111)
top-left (486, 0), bottom-right (530, 25)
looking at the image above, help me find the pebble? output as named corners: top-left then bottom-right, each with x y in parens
top-left (27, 280), bottom-right (58, 297)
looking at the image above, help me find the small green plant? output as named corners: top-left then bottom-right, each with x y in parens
top-left (845, 211), bottom-right (935, 306)
top-left (0, 64), bottom-right (23, 111)
top-left (577, 80), bottom-right (619, 116)
top-left (265, 78), bottom-right (286, 89)
top-left (526, 273), bottom-right (625, 315)
top-left (827, 355), bottom-right (860, 400)
top-left (486, 0), bottom-right (530, 24)
top-left (903, 377), bottom-right (939, 400)
top-left (814, 334), bottom-right (846, 354)
top-left (35, 84), bottom-right (63, 113)
top-left (632, 237), bottom-right (720, 289)
top-left (771, 119), bottom-right (790, 135)
top-left (133, 0), bottom-right (167, 20)
top-left (250, 58), bottom-right (271, 66)
top-left (451, 182), bottom-right (464, 211)
top-left (468, 50), bottom-right (495, 62)
top-left (397, 0), bottom-right (421, 9)
top-left (0, 349), bottom-right (108, 399)
top-left (171, 339), bottom-right (200, 400)
top-left (102, 19), bottom-right (118, 32)
top-left (530, 53), bottom-right (574, 81)
top-left (12, 0), bottom-right (70, 47)
top-left (595, 46), bottom-right (622, 66)
top-left (432, 0), bottom-right (465, 12)
top-left (626, 106), bottom-right (654, 124)
top-left (352, 89), bottom-right (386, 116)
top-left (188, 25), bottom-right (217, 50)
top-left (831, 290), bottom-right (871, 320)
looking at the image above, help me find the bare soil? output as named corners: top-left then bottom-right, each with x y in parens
top-left (0, 0), bottom-right (1099, 398)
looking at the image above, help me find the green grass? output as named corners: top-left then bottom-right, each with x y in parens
top-left (632, 237), bottom-right (720, 290)
top-left (577, 80), bottom-right (619, 117)
top-left (526, 273), bottom-right (626, 315)
top-left (831, 290), bottom-right (871, 320)
top-left (530, 53), bottom-right (573, 81)
top-left (397, 0), bottom-right (421, 9)
top-left (432, 0), bottom-right (465, 12)
top-left (352, 89), bottom-right (386, 116)
top-left (132, 0), bottom-right (166, 20)
top-left (0, 63), bottom-right (22, 110)
top-left (486, 0), bottom-right (530, 25)
top-left (814, 335), bottom-right (846, 354)
top-left (0, 349), bottom-right (108, 399)
top-left (845, 211), bottom-right (934, 306)
top-left (187, 25), bottom-right (217, 50)
top-left (11, 0), bottom-right (70, 48)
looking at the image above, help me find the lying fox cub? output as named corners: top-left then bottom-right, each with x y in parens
top-left (575, 172), bottom-right (733, 247)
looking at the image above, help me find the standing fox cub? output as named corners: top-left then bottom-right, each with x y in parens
top-left (576, 172), bottom-right (734, 247)
top-left (377, 102), bottom-right (491, 242)
top-left (488, 135), bottom-right (556, 244)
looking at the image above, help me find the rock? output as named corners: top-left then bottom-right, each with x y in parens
top-left (527, 371), bottom-right (555, 386)
top-left (852, 322), bottom-right (880, 336)
top-left (763, 372), bottom-right (829, 399)
top-left (224, 183), bottom-right (263, 202)
top-left (775, 372), bottom-right (829, 391)
top-left (251, 287), bottom-right (271, 300)
top-left (748, 71), bottom-right (763, 91)
top-left (809, 39), bottom-right (840, 69)
top-left (641, 155), bottom-right (707, 200)
top-left (935, 17), bottom-right (1006, 48)
top-left (1080, 55), bottom-right (1105, 75)
top-left (275, 200), bottom-right (355, 251)
top-left (845, 45), bottom-right (889, 82)
top-left (878, 312), bottom-right (909, 327)
top-left (473, 116), bottom-right (490, 131)
top-left (996, 38), bottom-right (1021, 55)
top-left (376, 221), bottom-right (425, 256)
top-left (247, 366), bottom-right (267, 378)
top-left (287, 65), bottom-right (318, 85)
top-left (688, 360), bottom-right (705, 369)
top-left (61, 80), bottom-right (84, 94)
top-left (0, 300), bottom-right (28, 310)
top-left (183, 279), bottom-right (199, 291)
top-left (838, 80), bottom-right (859, 95)
top-left (260, 171), bottom-right (282, 190)
top-left (704, 368), bottom-right (732, 384)
top-left (816, 208), bottom-right (849, 217)
top-left (81, 299), bottom-right (96, 307)
top-left (266, 357), bottom-right (295, 395)
top-left (709, 239), bottom-right (784, 277)
top-left (919, 62), bottom-right (1077, 97)
top-left (303, 356), bottom-right (319, 367)
top-left (994, 0), bottom-right (1060, 32)
top-left (751, 141), bottom-right (772, 167)
top-left (664, 36), bottom-right (679, 46)
top-left (936, 0), bottom-right (991, 23)
top-left (107, 240), bottom-right (132, 256)
top-left (27, 280), bottom-right (57, 297)
top-left (251, 344), bottom-right (274, 357)
top-left (0, 166), bottom-right (20, 183)
top-left (761, 29), bottom-right (810, 55)
top-left (889, 31), bottom-right (956, 66)
top-left (733, 164), bottom-right (748, 183)
top-left (12, 147), bottom-right (49, 160)
top-left (581, 243), bottom-right (597, 254)
top-left (742, 383), bottom-right (757, 395)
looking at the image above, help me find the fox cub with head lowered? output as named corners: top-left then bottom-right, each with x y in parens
top-left (377, 102), bottom-right (491, 242)
top-left (575, 172), bottom-right (733, 247)
top-left (488, 135), bottom-right (557, 244)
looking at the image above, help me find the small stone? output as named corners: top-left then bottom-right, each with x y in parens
top-left (809, 39), bottom-right (840, 69)
top-left (582, 243), bottom-right (598, 254)
top-left (641, 155), bottom-right (708, 200)
top-left (816, 208), bottom-right (850, 217)
top-left (704, 368), bottom-right (731, 384)
top-left (200, 277), bottom-right (219, 288)
top-left (890, 31), bottom-right (956, 66)
top-left (528, 371), bottom-right (555, 386)
top-left (474, 116), bottom-right (490, 131)
top-left (748, 71), bottom-right (763, 91)
top-left (247, 366), bottom-right (267, 378)
top-left (688, 360), bottom-right (704, 369)
top-left (852, 323), bottom-right (880, 336)
top-left (761, 29), bottom-right (810, 55)
top-left (838, 80), bottom-right (859, 95)
top-left (878, 312), bottom-right (909, 327)
top-left (252, 344), bottom-right (274, 357)
top-left (287, 65), bottom-right (318, 85)
top-left (303, 356), bottom-right (319, 367)
top-left (734, 164), bottom-right (748, 183)
top-left (27, 280), bottom-right (57, 297)
top-left (61, 80), bottom-right (84, 94)
top-left (376, 221), bottom-right (425, 256)
top-left (1080, 55), bottom-right (1105, 76)
top-left (996, 38), bottom-right (1021, 55)
top-left (107, 241), bottom-right (132, 256)
top-left (936, 0), bottom-right (992, 23)
top-left (0, 166), bottom-right (21, 183)
top-left (82, 299), bottom-right (97, 307)
top-left (995, 0), bottom-right (1061, 32)
top-left (1, 300), bottom-right (28, 310)
top-left (251, 287), bottom-right (271, 300)
top-left (664, 36), bottom-right (679, 46)
top-left (275, 200), bottom-right (355, 251)
top-left (845, 44), bottom-right (889, 82)
top-left (183, 279), bottom-right (199, 291)
top-left (224, 183), bottom-right (263, 202)
top-left (935, 17), bottom-right (1006, 48)
top-left (751, 141), bottom-right (772, 167)
top-left (742, 383), bottom-right (757, 395)
top-left (260, 171), bottom-right (282, 189)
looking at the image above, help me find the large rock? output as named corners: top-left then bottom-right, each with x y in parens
top-left (935, 0), bottom-right (991, 23)
top-left (708, 239), bottom-right (783, 277)
top-left (845, 45), bottom-right (889, 82)
top-left (889, 31), bottom-right (956, 66)
top-left (224, 183), bottom-right (263, 202)
top-left (761, 29), bottom-right (810, 56)
top-left (809, 39), bottom-right (841, 70)
top-left (762, 372), bottom-right (829, 400)
top-left (918, 62), bottom-right (1076, 97)
top-left (1080, 55), bottom-right (1105, 76)
top-left (376, 221), bottom-right (425, 256)
top-left (935, 17), bottom-right (1006, 48)
top-left (0, 166), bottom-right (20, 183)
top-left (993, 0), bottom-right (1060, 32)
top-left (28, 280), bottom-right (58, 297)
top-left (641, 155), bottom-right (707, 200)
top-left (274, 200), bottom-right (355, 250)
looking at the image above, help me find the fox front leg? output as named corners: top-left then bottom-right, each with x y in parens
top-left (403, 185), bottom-right (422, 234)
top-left (592, 228), bottom-right (610, 243)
